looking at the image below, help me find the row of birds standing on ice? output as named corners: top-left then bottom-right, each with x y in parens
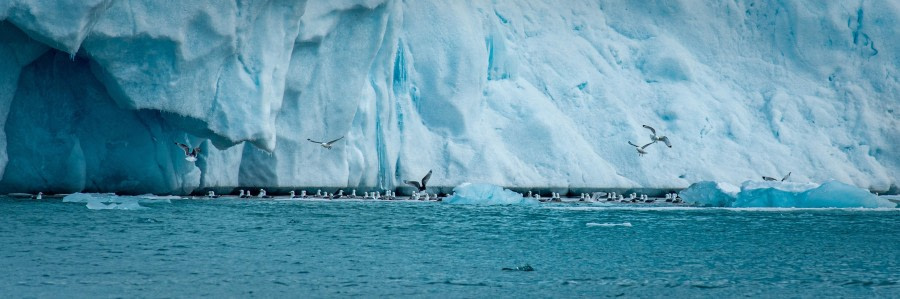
top-left (526, 191), bottom-right (682, 203)
top-left (202, 188), bottom-right (445, 201)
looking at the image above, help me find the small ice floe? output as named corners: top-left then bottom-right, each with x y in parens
top-left (586, 222), bottom-right (633, 227)
top-left (444, 183), bottom-right (537, 205)
top-left (63, 193), bottom-right (174, 210)
top-left (63, 193), bottom-right (145, 210)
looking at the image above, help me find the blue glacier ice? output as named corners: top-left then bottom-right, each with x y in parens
top-left (444, 183), bottom-right (537, 205)
top-left (678, 181), bottom-right (740, 207)
top-left (681, 180), bottom-right (896, 208)
top-left (0, 1), bottom-right (897, 194)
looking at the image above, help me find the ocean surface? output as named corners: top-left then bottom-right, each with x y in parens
top-left (1, 196), bottom-right (898, 298)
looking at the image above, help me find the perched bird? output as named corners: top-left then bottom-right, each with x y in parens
top-left (307, 136), bottom-right (344, 150)
top-left (763, 172), bottom-right (792, 182)
top-left (207, 191), bottom-right (219, 198)
top-left (289, 190), bottom-right (296, 198)
top-left (258, 189), bottom-right (272, 199)
top-left (643, 125), bottom-right (672, 148)
top-left (404, 170), bottom-right (433, 192)
top-left (239, 190), bottom-right (251, 198)
top-left (628, 141), bottom-right (653, 156)
top-left (34, 192), bottom-right (43, 200)
top-left (174, 142), bottom-right (201, 162)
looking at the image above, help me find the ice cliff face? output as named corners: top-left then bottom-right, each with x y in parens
top-left (0, 0), bottom-right (897, 194)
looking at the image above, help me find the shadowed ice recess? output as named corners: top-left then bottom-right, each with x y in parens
top-left (0, 1), bottom-right (896, 195)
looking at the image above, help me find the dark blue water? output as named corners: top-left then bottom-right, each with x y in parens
top-left (1, 196), bottom-right (898, 298)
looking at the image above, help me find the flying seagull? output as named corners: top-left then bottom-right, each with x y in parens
top-left (643, 125), bottom-right (672, 148)
top-left (174, 142), bottom-right (201, 162)
top-left (628, 141), bottom-right (653, 157)
top-left (404, 169), bottom-right (432, 192)
top-left (762, 172), bottom-right (791, 182)
top-left (307, 136), bottom-right (344, 149)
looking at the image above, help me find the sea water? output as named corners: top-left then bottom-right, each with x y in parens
top-left (1, 196), bottom-right (898, 298)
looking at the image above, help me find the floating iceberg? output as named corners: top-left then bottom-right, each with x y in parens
top-left (678, 181), bottom-right (740, 207)
top-left (681, 181), bottom-right (895, 208)
top-left (444, 183), bottom-right (537, 205)
top-left (63, 193), bottom-right (170, 210)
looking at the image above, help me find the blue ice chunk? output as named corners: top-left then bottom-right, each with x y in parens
top-left (444, 183), bottom-right (537, 205)
top-left (679, 181), bottom-right (739, 207)
top-left (736, 180), bottom-right (893, 208)
top-left (63, 193), bottom-right (151, 210)
top-left (683, 180), bottom-right (894, 208)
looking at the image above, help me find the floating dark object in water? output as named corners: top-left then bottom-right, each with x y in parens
top-left (502, 265), bottom-right (534, 271)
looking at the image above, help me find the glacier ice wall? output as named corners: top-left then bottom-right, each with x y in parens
top-left (0, 0), bottom-right (897, 194)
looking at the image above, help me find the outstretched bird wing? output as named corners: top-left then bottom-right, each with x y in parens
top-left (640, 142), bottom-right (654, 149)
top-left (658, 136), bottom-right (672, 148)
top-left (781, 172), bottom-right (791, 182)
top-left (307, 138), bottom-right (323, 144)
top-left (421, 170), bottom-right (433, 187)
top-left (193, 147), bottom-right (201, 155)
top-left (325, 136), bottom-right (344, 145)
top-left (174, 142), bottom-right (191, 155)
top-left (405, 180), bottom-right (422, 189)
top-left (762, 176), bottom-right (777, 181)
top-left (642, 125), bottom-right (657, 136)
top-left (628, 141), bottom-right (640, 148)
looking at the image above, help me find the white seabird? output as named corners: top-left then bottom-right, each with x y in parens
top-left (628, 141), bottom-right (653, 157)
top-left (307, 136), bottom-right (344, 150)
top-left (174, 142), bottom-right (201, 162)
top-left (643, 125), bottom-right (672, 148)
top-left (404, 170), bottom-right (432, 192)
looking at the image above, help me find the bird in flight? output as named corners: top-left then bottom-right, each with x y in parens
top-left (643, 125), bottom-right (672, 148)
top-left (174, 142), bottom-right (201, 162)
top-left (628, 141), bottom-right (653, 157)
top-left (307, 136), bottom-right (344, 149)
top-left (404, 170), bottom-right (432, 192)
